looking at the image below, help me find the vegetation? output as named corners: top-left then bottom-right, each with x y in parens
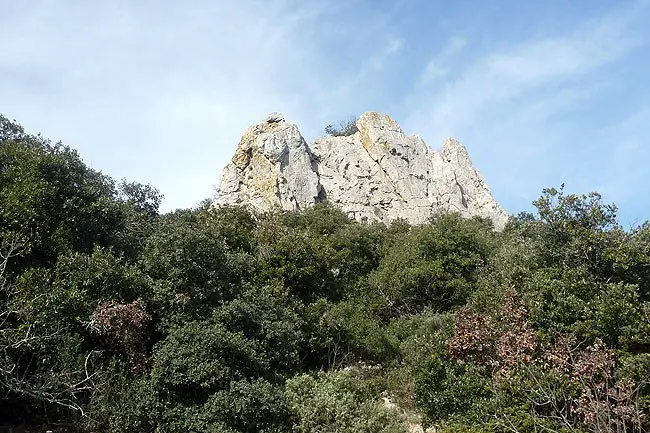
top-left (1, 114), bottom-right (648, 432)
top-left (324, 115), bottom-right (359, 136)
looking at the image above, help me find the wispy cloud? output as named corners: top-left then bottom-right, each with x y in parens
top-left (2, 1), bottom-right (650, 223)
top-left (0, 0), bottom-right (409, 210)
top-left (0, 1), bottom-right (334, 209)
top-left (406, 5), bottom-right (644, 142)
top-left (401, 2), bottom-right (649, 219)
top-left (419, 36), bottom-right (466, 85)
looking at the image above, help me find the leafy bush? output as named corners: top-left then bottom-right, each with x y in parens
top-left (324, 116), bottom-right (359, 137)
top-left (413, 356), bottom-right (491, 426)
top-left (305, 299), bottom-right (399, 369)
top-left (369, 213), bottom-right (495, 317)
top-left (286, 372), bottom-right (406, 433)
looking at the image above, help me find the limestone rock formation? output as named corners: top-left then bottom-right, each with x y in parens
top-left (215, 112), bottom-right (508, 230)
top-left (216, 113), bottom-right (319, 212)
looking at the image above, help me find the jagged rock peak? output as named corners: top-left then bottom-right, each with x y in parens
top-left (215, 112), bottom-right (508, 230)
top-left (217, 112), bottom-right (318, 212)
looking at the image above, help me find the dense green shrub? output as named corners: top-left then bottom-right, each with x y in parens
top-left (413, 356), bottom-right (491, 425)
top-left (286, 372), bottom-right (406, 433)
top-left (1, 115), bottom-right (649, 432)
top-left (213, 285), bottom-right (306, 374)
top-left (369, 213), bottom-right (495, 317)
top-left (305, 299), bottom-right (399, 368)
top-left (0, 115), bottom-right (124, 270)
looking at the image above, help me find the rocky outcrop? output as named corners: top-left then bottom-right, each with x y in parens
top-left (215, 112), bottom-right (508, 230)
top-left (216, 113), bottom-right (319, 212)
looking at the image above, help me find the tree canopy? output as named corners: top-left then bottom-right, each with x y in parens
top-left (1, 115), bottom-right (648, 432)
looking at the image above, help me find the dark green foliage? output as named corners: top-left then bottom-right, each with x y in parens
top-left (203, 204), bottom-right (257, 251)
top-left (252, 204), bottom-right (383, 303)
top-left (15, 248), bottom-right (150, 326)
top-left (2, 116), bottom-right (649, 432)
top-left (213, 285), bottom-right (305, 374)
top-left (139, 209), bottom-right (246, 328)
top-left (151, 321), bottom-right (267, 395)
top-left (118, 180), bottom-right (163, 218)
top-left (202, 378), bottom-right (291, 433)
top-left (148, 319), bottom-right (294, 432)
top-left (252, 211), bottom-right (341, 302)
top-left (413, 356), bottom-right (491, 425)
top-left (0, 123), bottom-right (123, 268)
top-left (369, 213), bottom-right (495, 317)
top-left (281, 202), bottom-right (353, 235)
top-left (305, 299), bottom-right (399, 368)
top-left (510, 187), bottom-right (623, 279)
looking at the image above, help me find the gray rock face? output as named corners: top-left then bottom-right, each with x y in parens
top-left (215, 112), bottom-right (508, 230)
top-left (216, 113), bottom-right (319, 212)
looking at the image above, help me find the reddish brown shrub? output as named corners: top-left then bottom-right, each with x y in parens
top-left (89, 300), bottom-right (151, 354)
top-left (446, 289), bottom-right (646, 432)
top-left (447, 288), bottom-right (538, 375)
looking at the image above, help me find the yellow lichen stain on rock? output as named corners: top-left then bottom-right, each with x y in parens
top-left (357, 112), bottom-right (400, 154)
top-left (232, 146), bottom-right (251, 170)
top-left (249, 152), bottom-right (280, 205)
top-left (360, 127), bottom-right (375, 152)
top-left (231, 126), bottom-right (260, 170)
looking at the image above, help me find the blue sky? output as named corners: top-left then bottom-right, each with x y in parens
top-left (2, 0), bottom-right (649, 225)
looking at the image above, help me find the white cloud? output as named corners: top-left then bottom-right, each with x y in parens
top-left (2, 0), bottom-right (649, 223)
top-left (385, 38), bottom-right (404, 56)
top-left (401, 2), bottom-right (649, 217)
top-left (1, 0), bottom-right (412, 211)
top-left (406, 3), bottom-right (646, 141)
top-left (0, 0), bottom-right (339, 211)
top-left (419, 36), bottom-right (466, 84)
top-left (356, 37), bottom-right (404, 77)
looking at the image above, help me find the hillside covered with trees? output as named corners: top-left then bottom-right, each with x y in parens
top-left (1, 114), bottom-right (648, 432)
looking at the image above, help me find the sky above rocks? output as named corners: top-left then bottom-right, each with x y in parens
top-left (2, 0), bottom-right (649, 225)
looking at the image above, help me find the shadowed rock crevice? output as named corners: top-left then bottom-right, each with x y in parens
top-left (215, 112), bottom-right (508, 230)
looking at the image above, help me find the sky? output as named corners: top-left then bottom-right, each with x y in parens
top-left (1, 0), bottom-right (650, 226)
